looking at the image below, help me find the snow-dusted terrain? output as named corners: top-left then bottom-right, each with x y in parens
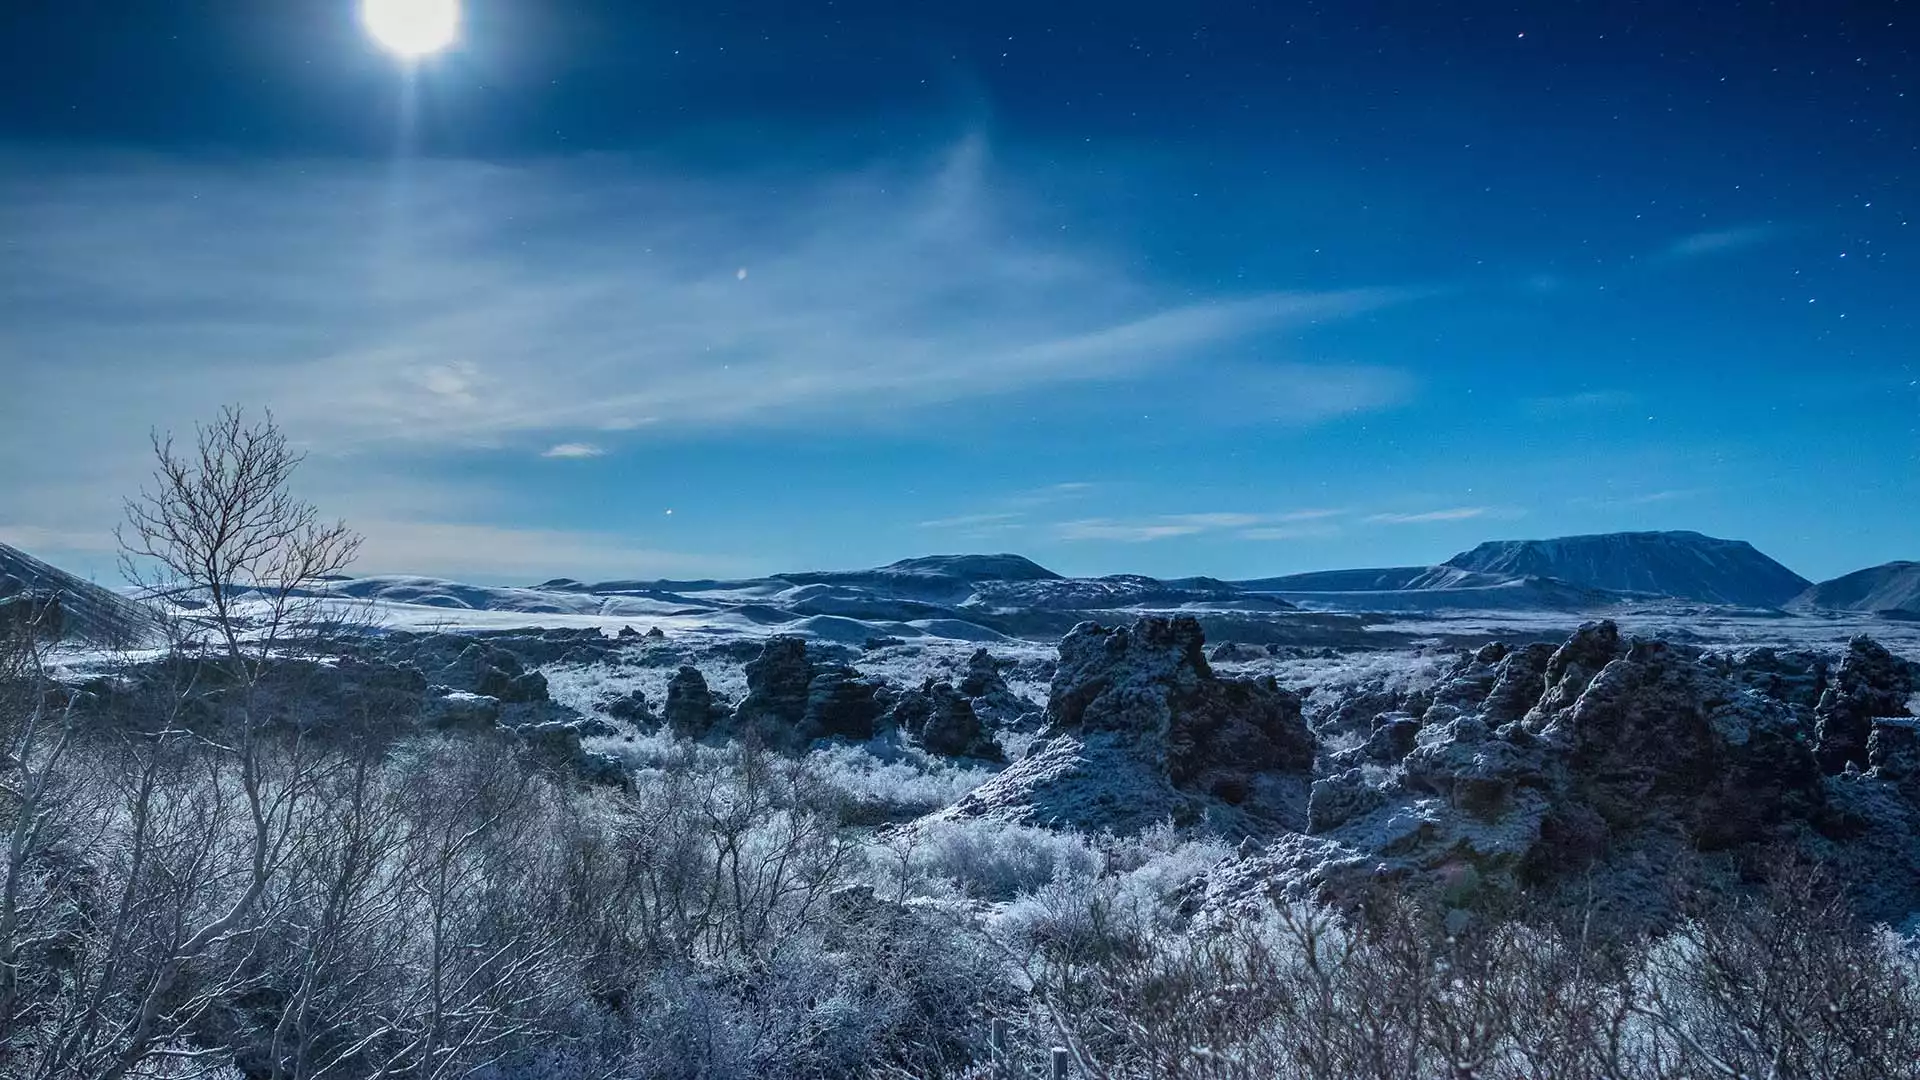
top-left (0, 541), bottom-right (153, 643)
top-left (1438, 529), bottom-right (1812, 606)
top-left (1793, 561), bottom-right (1920, 617)
top-left (272, 537), bottom-right (1920, 662)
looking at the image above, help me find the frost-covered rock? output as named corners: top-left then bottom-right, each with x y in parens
top-left (438, 642), bottom-right (550, 704)
top-left (664, 665), bottom-right (728, 740)
top-left (1049, 616), bottom-right (1314, 802)
top-left (735, 637), bottom-right (814, 741)
top-left (1223, 620), bottom-right (1920, 923)
top-left (935, 617), bottom-right (1313, 831)
top-left (885, 679), bottom-right (1002, 760)
top-left (803, 667), bottom-right (886, 742)
top-left (604, 688), bottom-right (655, 725)
top-left (958, 647), bottom-right (1041, 729)
top-left (1815, 637), bottom-right (1920, 774)
top-left (1869, 719), bottom-right (1920, 783)
top-left (423, 688), bottom-right (500, 732)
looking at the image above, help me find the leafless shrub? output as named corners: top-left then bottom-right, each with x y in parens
top-left (1014, 863), bottom-right (1920, 1080)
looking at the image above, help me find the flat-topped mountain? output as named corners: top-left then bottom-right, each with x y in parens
top-left (1441, 530), bottom-right (1810, 607)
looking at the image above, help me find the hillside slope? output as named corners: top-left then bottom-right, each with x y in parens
top-left (0, 543), bottom-right (154, 644)
top-left (1791, 562), bottom-right (1920, 616)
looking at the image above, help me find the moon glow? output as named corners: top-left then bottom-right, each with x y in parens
top-left (361, 0), bottom-right (460, 58)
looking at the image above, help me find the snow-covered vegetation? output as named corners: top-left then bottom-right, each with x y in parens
top-left (9, 410), bottom-right (1920, 1078)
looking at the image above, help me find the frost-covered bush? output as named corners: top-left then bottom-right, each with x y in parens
top-left (804, 740), bottom-right (995, 823)
top-left (999, 860), bottom-right (1920, 1080)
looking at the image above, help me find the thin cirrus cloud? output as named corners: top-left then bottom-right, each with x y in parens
top-left (348, 520), bottom-right (748, 582)
top-left (1663, 225), bottom-right (1779, 260)
top-left (0, 139), bottom-right (1421, 575)
top-left (1366, 507), bottom-right (1493, 525)
top-left (0, 138), bottom-right (1420, 456)
top-left (1051, 510), bottom-right (1346, 543)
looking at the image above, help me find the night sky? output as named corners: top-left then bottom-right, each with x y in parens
top-left (1, 1), bottom-right (1915, 584)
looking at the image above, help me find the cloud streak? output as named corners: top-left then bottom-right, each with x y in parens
top-left (1366, 508), bottom-right (1492, 525)
top-left (0, 140), bottom-right (1420, 576)
top-left (1664, 225), bottom-right (1779, 260)
top-left (0, 141), bottom-right (1416, 456)
top-left (1050, 509), bottom-right (1347, 543)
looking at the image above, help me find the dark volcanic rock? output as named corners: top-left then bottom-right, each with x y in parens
top-left (1815, 637), bottom-right (1919, 774)
top-left (734, 637), bottom-right (814, 742)
top-left (1235, 620), bottom-right (1920, 922)
top-left (1050, 616), bottom-right (1314, 800)
top-left (886, 679), bottom-right (1002, 760)
top-left (959, 648), bottom-right (1008, 698)
top-left (434, 642), bottom-right (550, 704)
top-left (942, 616), bottom-right (1313, 833)
top-left (1869, 719), bottom-right (1920, 783)
top-left (958, 647), bottom-right (1039, 729)
top-left (803, 668), bottom-right (885, 742)
top-left (664, 665), bottom-right (728, 740)
top-left (605, 689), bottom-right (655, 725)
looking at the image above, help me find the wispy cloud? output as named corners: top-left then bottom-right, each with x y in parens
top-left (1522, 390), bottom-right (1635, 417)
top-left (1239, 524), bottom-right (1343, 541)
top-left (916, 512), bottom-right (1024, 530)
top-left (1052, 509), bottom-right (1346, 543)
top-left (1664, 225), bottom-right (1779, 260)
top-left (541, 443), bottom-right (606, 459)
top-left (350, 520), bottom-right (746, 583)
top-left (1054, 520), bottom-right (1207, 543)
top-left (1366, 507), bottom-right (1492, 525)
top-left (1569, 488), bottom-right (1701, 509)
top-left (0, 143), bottom-right (1422, 571)
top-left (0, 140), bottom-right (1416, 456)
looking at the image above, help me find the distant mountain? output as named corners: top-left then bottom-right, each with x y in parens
top-left (1441, 531), bottom-right (1810, 608)
top-left (0, 543), bottom-right (154, 645)
top-left (772, 554), bottom-right (1062, 605)
top-left (965, 574), bottom-right (1294, 613)
top-left (1233, 567), bottom-right (1435, 593)
top-left (1234, 571), bottom-right (1626, 613)
top-left (1790, 562), bottom-right (1920, 616)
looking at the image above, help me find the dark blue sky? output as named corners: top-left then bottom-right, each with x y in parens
top-left (2, 1), bottom-right (1915, 583)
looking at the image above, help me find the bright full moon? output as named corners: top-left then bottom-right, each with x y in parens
top-left (361, 0), bottom-right (460, 58)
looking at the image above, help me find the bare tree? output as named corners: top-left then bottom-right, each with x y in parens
top-left (0, 596), bottom-right (84, 1047)
top-left (0, 408), bottom-right (366, 1080)
top-left (118, 405), bottom-right (361, 673)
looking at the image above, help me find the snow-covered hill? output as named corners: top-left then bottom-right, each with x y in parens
top-left (1440, 530), bottom-right (1810, 607)
top-left (0, 542), bottom-right (155, 644)
top-left (1791, 561), bottom-right (1920, 617)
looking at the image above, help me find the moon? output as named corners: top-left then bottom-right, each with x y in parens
top-left (361, 0), bottom-right (460, 58)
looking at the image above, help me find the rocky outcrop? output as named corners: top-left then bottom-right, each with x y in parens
top-left (734, 637), bottom-right (815, 744)
top-left (937, 617), bottom-right (1314, 831)
top-left (958, 648), bottom-right (1040, 729)
top-left (1250, 622), bottom-right (1920, 923)
top-left (804, 668), bottom-right (886, 742)
top-left (427, 641), bottom-right (551, 705)
top-left (1815, 637), bottom-right (1919, 774)
top-left (604, 689), bottom-right (655, 725)
top-left (885, 679), bottom-right (1002, 760)
top-left (1050, 616), bottom-right (1314, 802)
top-left (664, 665), bottom-right (728, 740)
